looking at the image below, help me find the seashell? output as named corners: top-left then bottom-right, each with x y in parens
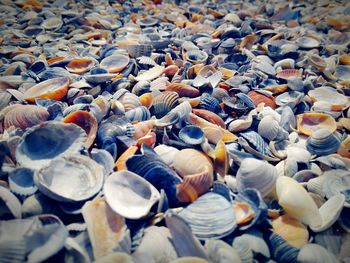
top-left (125, 106), bottom-right (151, 122)
top-left (96, 252), bottom-right (134, 263)
top-left (276, 176), bottom-right (322, 228)
top-left (258, 115), bottom-right (288, 142)
top-left (268, 232), bottom-right (300, 263)
top-left (100, 55), bottom-right (130, 73)
top-left (104, 170), bottom-right (160, 219)
top-left (132, 80), bottom-right (150, 96)
top-left (272, 215), bottom-right (309, 248)
top-left (306, 129), bottom-right (341, 156)
top-left (297, 244), bottom-right (338, 263)
top-left (169, 258), bottom-right (209, 263)
top-left (151, 91), bottom-right (179, 118)
top-left (166, 83), bottom-right (200, 98)
top-left (253, 60), bottom-right (276, 76)
top-left (192, 109), bottom-right (225, 128)
top-left (82, 197), bottom-right (127, 260)
top-left (165, 210), bottom-right (208, 259)
top-left (248, 91), bottom-right (277, 109)
top-left (338, 136), bottom-right (350, 158)
top-left (178, 192), bottom-right (237, 239)
top-left (139, 92), bottom-right (154, 109)
top-left (127, 44), bottom-right (153, 58)
top-left (236, 158), bottom-right (278, 198)
top-left (274, 58), bottom-right (295, 69)
top-left (134, 226), bottom-right (178, 263)
top-left (297, 37), bottom-right (320, 49)
top-left (239, 130), bottom-right (273, 158)
top-left (135, 65), bottom-right (165, 82)
top-left (63, 110), bottom-right (98, 148)
top-left (16, 121), bottom-right (86, 170)
top-left (233, 201), bottom-right (255, 226)
top-left (65, 57), bottom-right (96, 74)
top-left (0, 185), bottom-right (22, 219)
top-left (275, 91), bottom-right (303, 109)
top-left (276, 68), bottom-right (303, 80)
top-left (23, 77), bottom-right (70, 102)
top-left (335, 65), bottom-right (350, 82)
top-left (205, 240), bottom-right (241, 263)
top-left (308, 86), bottom-right (349, 111)
top-left (133, 119), bottom-right (155, 139)
top-left (296, 112), bottom-right (337, 136)
top-left (232, 229), bottom-right (270, 259)
top-left (8, 168), bottom-right (37, 196)
top-left (173, 149), bottom-right (213, 202)
top-left (126, 144), bottom-right (181, 207)
top-left (2, 104), bottom-right (49, 131)
top-left (199, 93), bottom-right (223, 115)
top-left (278, 106), bottom-right (296, 133)
top-left (117, 91), bottom-right (142, 112)
top-left (214, 140), bottom-right (229, 180)
top-left (185, 50), bottom-right (208, 64)
top-left (179, 125), bottom-right (205, 145)
top-left (35, 154), bottom-right (104, 202)
top-left (41, 16), bottom-right (63, 30)
top-left (307, 54), bottom-right (327, 71)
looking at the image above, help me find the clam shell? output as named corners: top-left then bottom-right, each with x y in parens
top-left (306, 129), bottom-right (341, 156)
top-left (151, 91), bottom-right (179, 118)
top-left (258, 115), bottom-right (288, 142)
top-left (179, 125), bottom-right (205, 145)
top-left (16, 121), bottom-right (86, 170)
top-left (297, 112), bottom-right (337, 136)
top-left (308, 86), bottom-right (349, 110)
top-left (100, 55), bottom-right (130, 73)
top-left (236, 158), bottom-right (277, 198)
top-left (125, 106), bottom-right (151, 122)
top-left (338, 136), bottom-right (350, 158)
top-left (297, 244), bottom-right (338, 263)
top-left (275, 91), bottom-right (303, 108)
top-left (186, 50), bottom-right (208, 64)
top-left (104, 170), bottom-right (160, 219)
top-left (276, 176), bottom-right (322, 228)
top-left (248, 91), bottom-right (277, 109)
top-left (63, 110), bottom-right (98, 148)
top-left (205, 239), bottom-right (241, 263)
top-left (192, 109), bottom-right (225, 128)
top-left (35, 154), bottom-right (104, 202)
top-left (178, 192), bottom-right (237, 239)
top-left (166, 83), bottom-right (200, 98)
top-left (8, 168), bottom-right (37, 196)
top-left (297, 36), bottom-right (320, 49)
top-left (41, 16), bottom-right (63, 30)
top-left (65, 57), bottom-right (96, 74)
top-left (23, 77), bottom-right (70, 102)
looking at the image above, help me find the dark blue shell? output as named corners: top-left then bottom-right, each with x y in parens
top-left (239, 131), bottom-right (271, 156)
top-left (200, 93), bottom-right (222, 114)
top-left (268, 232), bottom-right (299, 263)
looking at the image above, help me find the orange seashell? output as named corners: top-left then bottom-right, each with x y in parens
top-left (263, 84), bottom-right (288, 94)
top-left (218, 82), bottom-right (231, 90)
top-left (240, 34), bottom-right (257, 50)
top-left (63, 110), bottom-right (98, 148)
top-left (18, 0), bottom-right (43, 8)
top-left (133, 119), bottom-right (155, 139)
top-left (220, 67), bottom-right (236, 80)
top-left (24, 77), bottom-right (70, 103)
top-left (340, 54), bottom-right (350, 65)
top-left (297, 112), bottom-right (337, 136)
top-left (286, 19), bottom-right (299, 28)
top-left (115, 145), bottom-right (138, 170)
top-left (191, 13), bottom-right (203, 22)
top-left (165, 83), bottom-right (200, 98)
top-left (208, 9), bottom-right (224, 18)
top-left (248, 91), bottom-right (277, 109)
top-left (163, 65), bottom-right (179, 76)
top-left (137, 131), bottom-right (156, 148)
top-left (337, 136), bottom-right (350, 158)
top-left (139, 92), bottom-right (153, 109)
top-left (65, 57), bottom-right (95, 74)
top-left (165, 53), bottom-right (174, 66)
top-left (233, 202), bottom-right (255, 225)
top-left (276, 68), bottom-right (303, 80)
top-left (47, 56), bottom-right (65, 65)
top-left (272, 215), bottom-right (309, 249)
top-left (326, 16), bottom-right (350, 31)
top-left (192, 109), bottom-right (225, 128)
top-left (214, 140), bottom-right (229, 180)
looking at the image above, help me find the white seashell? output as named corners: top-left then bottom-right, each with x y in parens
top-left (205, 240), bottom-right (241, 263)
top-left (258, 115), bottom-right (288, 141)
top-left (0, 185), bottom-right (22, 219)
top-left (154, 144), bottom-right (179, 168)
top-left (297, 244), bottom-right (338, 263)
top-left (276, 176), bottom-right (322, 228)
top-left (104, 171), bottom-right (161, 219)
top-left (135, 65), bottom-right (165, 82)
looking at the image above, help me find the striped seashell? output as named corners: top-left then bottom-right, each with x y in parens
top-left (118, 92), bottom-right (142, 112)
top-left (151, 91), bottom-right (179, 118)
top-left (135, 65), bottom-right (165, 82)
top-left (276, 68), bottom-right (303, 80)
top-left (192, 109), bottom-right (225, 128)
top-left (100, 55), bottom-right (130, 73)
top-left (65, 57), bottom-right (96, 74)
top-left (137, 56), bottom-right (158, 67)
top-left (200, 93), bottom-right (223, 114)
top-left (125, 106), bottom-right (151, 122)
top-left (127, 44), bottom-right (153, 58)
top-left (166, 83), bottom-right (200, 98)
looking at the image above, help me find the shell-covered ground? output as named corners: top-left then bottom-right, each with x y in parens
top-left (0, 0), bottom-right (350, 262)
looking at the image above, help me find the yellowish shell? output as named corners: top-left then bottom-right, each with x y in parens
top-left (296, 112), bottom-right (337, 136)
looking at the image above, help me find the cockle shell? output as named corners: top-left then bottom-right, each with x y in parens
top-left (258, 115), bottom-right (288, 141)
top-left (35, 154), bottom-right (104, 202)
top-left (276, 176), bottom-right (322, 228)
top-left (104, 170), bottom-right (160, 219)
top-left (135, 65), bottom-right (165, 82)
top-left (297, 112), bottom-right (337, 136)
top-left (82, 197), bottom-right (127, 260)
top-left (179, 125), bottom-right (205, 145)
top-left (16, 121), bottom-right (86, 170)
top-left (248, 91), bottom-right (276, 109)
top-left (306, 129), bottom-right (341, 156)
top-left (23, 77), bottom-right (70, 102)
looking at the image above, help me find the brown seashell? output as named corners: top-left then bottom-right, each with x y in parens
top-left (272, 215), bottom-right (309, 249)
top-left (337, 136), bottom-right (350, 158)
top-left (326, 16), bottom-right (350, 31)
top-left (65, 57), bottom-right (95, 74)
top-left (220, 67), bottom-right (236, 80)
top-left (115, 145), bottom-right (138, 170)
top-left (24, 77), bottom-right (70, 103)
top-left (240, 34), bottom-right (257, 50)
top-left (233, 201), bottom-right (255, 225)
top-left (248, 91), bottom-right (277, 109)
top-left (263, 84), bottom-right (289, 95)
top-left (166, 83), bottom-right (200, 98)
top-left (297, 112), bottom-right (337, 136)
top-left (139, 92), bottom-right (153, 109)
top-left (165, 53), bottom-right (174, 66)
top-left (47, 56), bottom-right (65, 65)
top-left (163, 65), bottom-right (179, 76)
top-left (192, 109), bottom-right (225, 128)
top-left (339, 54), bottom-right (350, 65)
top-left (63, 110), bottom-right (98, 148)
top-left (2, 104), bottom-right (49, 131)
top-left (276, 69), bottom-right (303, 80)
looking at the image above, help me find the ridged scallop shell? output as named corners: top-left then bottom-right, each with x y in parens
top-left (100, 55), bottom-right (130, 73)
top-left (268, 232), bottom-right (300, 263)
top-left (132, 80), bottom-right (150, 96)
top-left (151, 91), bottom-right (179, 118)
top-left (118, 91), bottom-right (142, 112)
top-left (276, 68), bottom-right (303, 79)
top-left (297, 112), bottom-right (337, 136)
top-left (23, 77), bottom-right (70, 102)
top-left (1, 104), bottom-right (49, 131)
top-left (104, 170), bottom-right (160, 219)
top-left (16, 121), bottom-right (86, 170)
top-left (236, 158), bottom-right (277, 197)
top-left (35, 154), bottom-right (104, 202)
top-left (178, 192), bottom-right (237, 239)
top-left (258, 115), bottom-right (288, 142)
top-left (65, 57), bottom-right (96, 74)
top-left (63, 110), bottom-right (98, 148)
top-left (199, 93), bottom-right (223, 114)
top-left (306, 129), bottom-right (341, 156)
top-left (276, 176), bottom-right (322, 228)
top-left (127, 44), bottom-right (153, 58)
